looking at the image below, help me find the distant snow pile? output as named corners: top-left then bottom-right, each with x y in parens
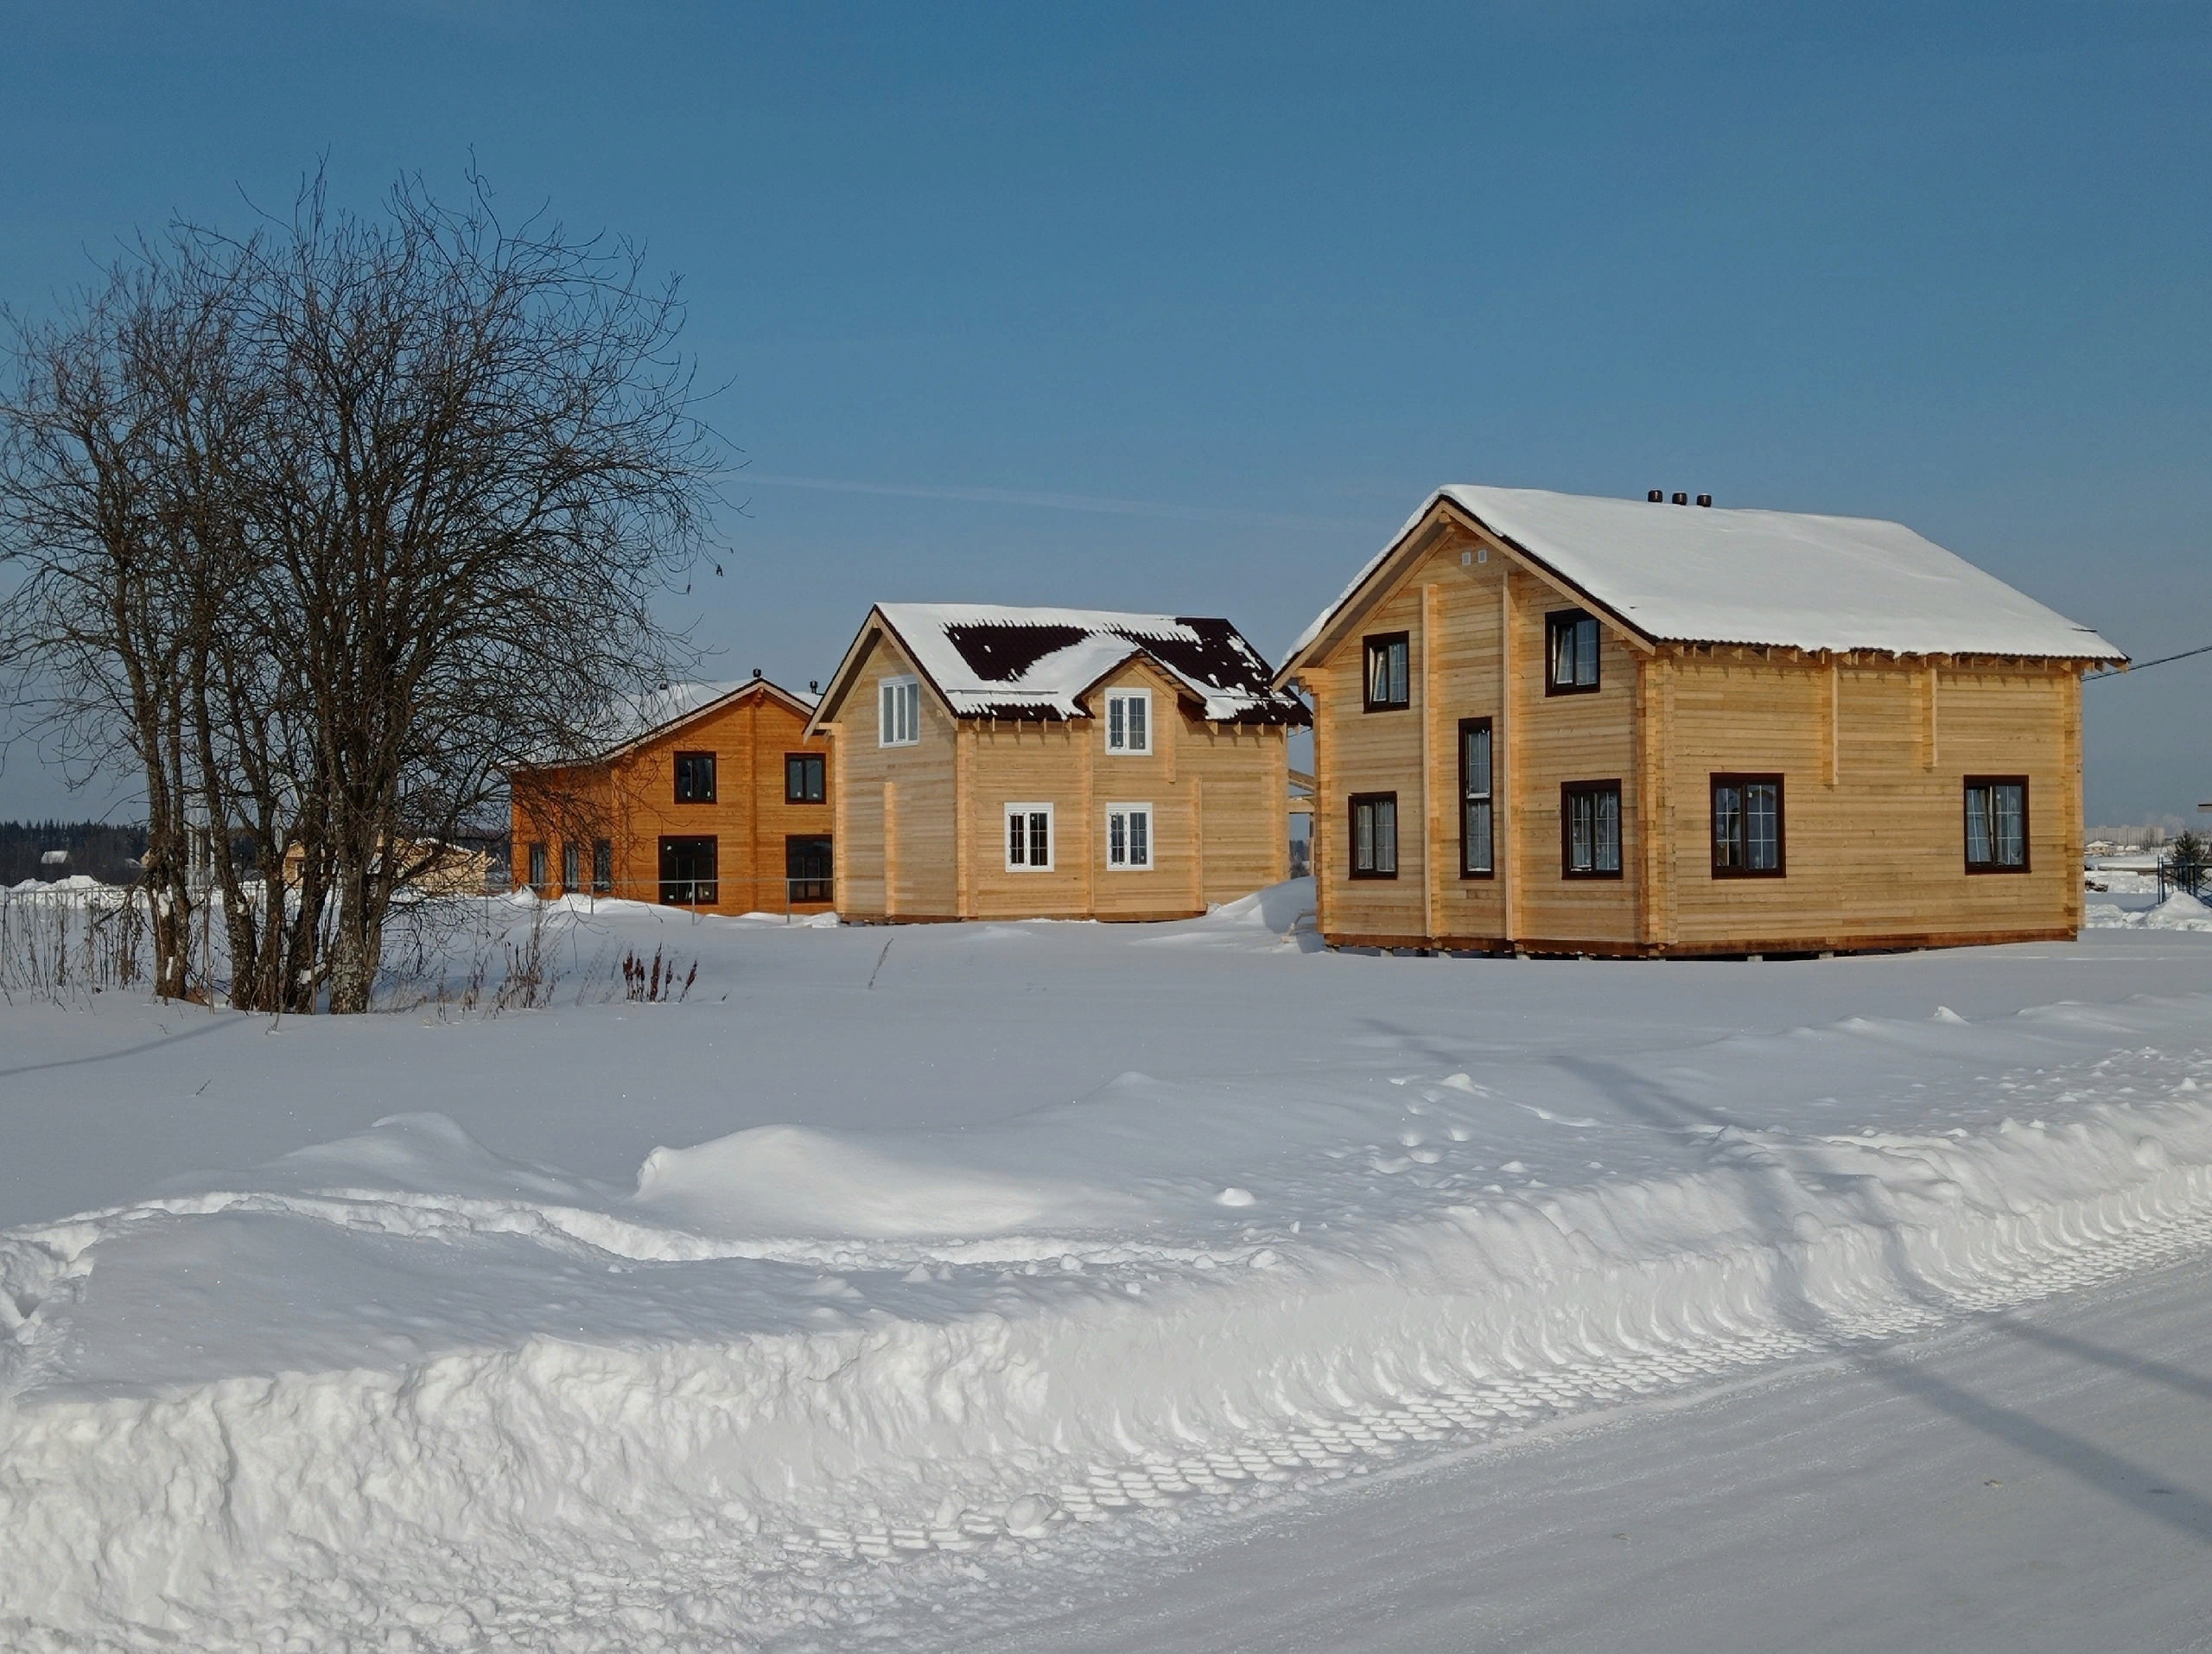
top-left (2084, 892), bottom-right (2212, 932)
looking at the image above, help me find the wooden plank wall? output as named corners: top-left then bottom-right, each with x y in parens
top-left (830, 629), bottom-right (959, 919)
top-left (827, 646), bottom-right (1292, 921)
top-left (1651, 650), bottom-right (2080, 950)
top-left (509, 689), bottom-right (834, 914)
top-left (1308, 523), bottom-right (1638, 948)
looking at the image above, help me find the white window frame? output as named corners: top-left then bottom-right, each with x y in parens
top-left (879, 675), bottom-right (920, 747)
top-left (1104, 688), bottom-right (1153, 754)
top-left (1004, 802), bottom-right (1054, 872)
top-left (1105, 802), bottom-right (1154, 871)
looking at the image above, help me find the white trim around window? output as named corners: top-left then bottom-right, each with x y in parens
top-left (879, 675), bottom-right (920, 747)
top-left (1104, 688), bottom-right (1152, 754)
top-left (1004, 802), bottom-right (1054, 871)
top-left (1105, 802), bottom-right (1154, 870)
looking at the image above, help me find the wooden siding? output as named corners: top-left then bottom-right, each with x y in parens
top-left (509, 686), bottom-right (833, 915)
top-left (1310, 523), bottom-right (1638, 948)
top-left (1658, 652), bottom-right (2082, 950)
top-left (1301, 499), bottom-right (2088, 954)
top-left (820, 639), bottom-right (1292, 920)
top-left (831, 628), bottom-right (960, 919)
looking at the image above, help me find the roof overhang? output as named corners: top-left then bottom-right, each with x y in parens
top-left (512, 676), bottom-right (818, 774)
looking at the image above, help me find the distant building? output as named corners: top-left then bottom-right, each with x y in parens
top-left (807, 606), bottom-right (1307, 921)
top-left (507, 678), bottom-right (834, 916)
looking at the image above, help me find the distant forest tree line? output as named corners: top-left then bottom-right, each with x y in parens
top-left (0, 819), bottom-right (148, 887)
top-left (0, 165), bottom-right (720, 1011)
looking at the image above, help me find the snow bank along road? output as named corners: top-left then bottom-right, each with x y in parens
top-left (3, 886), bottom-right (2210, 1651)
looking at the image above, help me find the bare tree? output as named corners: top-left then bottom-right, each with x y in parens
top-left (1, 166), bottom-right (721, 1012)
top-left (0, 254), bottom-right (235, 1000)
top-left (229, 171), bottom-right (715, 1010)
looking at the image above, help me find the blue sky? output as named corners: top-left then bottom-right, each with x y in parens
top-left (2, 1), bottom-right (2206, 824)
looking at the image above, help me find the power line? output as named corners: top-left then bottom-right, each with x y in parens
top-left (2087, 641), bottom-right (2212, 682)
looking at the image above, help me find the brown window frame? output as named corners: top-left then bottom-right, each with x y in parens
top-left (785, 751), bottom-right (826, 804)
top-left (658, 834), bottom-right (719, 906)
top-left (1348, 792), bottom-right (1400, 880)
top-left (785, 834), bottom-right (834, 902)
top-left (1362, 632), bottom-right (1411, 712)
top-left (560, 840), bottom-right (581, 891)
top-left (590, 838), bottom-right (613, 894)
top-left (1560, 779), bottom-right (1624, 879)
top-left (1963, 776), bottom-right (2031, 874)
top-left (1544, 609), bottom-right (1602, 697)
top-left (524, 840), bottom-right (548, 892)
top-left (1710, 773), bottom-right (1786, 879)
top-left (1458, 716), bottom-right (1495, 879)
top-left (672, 750), bottom-right (717, 804)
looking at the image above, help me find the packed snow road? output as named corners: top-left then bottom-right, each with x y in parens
top-left (2, 883), bottom-right (2210, 1650)
top-left (935, 1249), bottom-right (2212, 1654)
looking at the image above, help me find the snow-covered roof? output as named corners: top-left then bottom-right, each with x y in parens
top-left (1287, 487), bottom-right (2125, 667)
top-left (866, 604), bottom-right (1306, 724)
top-left (522, 678), bottom-right (819, 768)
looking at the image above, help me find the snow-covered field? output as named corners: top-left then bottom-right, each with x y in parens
top-left (3, 884), bottom-right (2211, 1651)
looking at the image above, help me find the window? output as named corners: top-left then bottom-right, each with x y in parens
top-left (1561, 781), bottom-right (1623, 877)
top-left (1349, 792), bottom-right (1399, 879)
top-left (1546, 610), bottom-right (1601, 695)
top-left (1711, 774), bottom-right (1785, 877)
top-left (1106, 804), bottom-right (1154, 870)
top-left (1005, 803), bottom-right (1053, 870)
top-left (1459, 718), bottom-right (1495, 877)
top-left (591, 839), bottom-right (613, 894)
top-left (785, 835), bottom-right (834, 902)
top-left (785, 752), bottom-right (826, 803)
top-left (1363, 633), bottom-right (1410, 711)
top-left (525, 840), bottom-right (547, 891)
top-left (880, 675), bottom-right (920, 747)
top-left (1964, 777), bottom-right (2030, 872)
top-left (561, 841), bottom-right (581, 891)
top-left (658, 835), bottom-right (718, 905)
top-left (673, 751), bottom-right (716, 803)
top-left (1105, 689), bottom-right (1152, 754)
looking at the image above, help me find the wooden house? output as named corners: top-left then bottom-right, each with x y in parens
top-left (1275, 487), bottom-right (2125, 957)
top-left (507, 676), bottom-right (835, 915)
top-left (805, 605), bottom-right (1308, 921)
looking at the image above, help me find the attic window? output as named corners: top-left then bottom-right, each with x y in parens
top-left (1546, 611), bottom-right (1600, 695)
top-left (1363, 633), bottom-right (1410, 711)
top-left (880, 676), bottom-right (920, 747)
top-left (1106, 689), bottom-right (1151, 754)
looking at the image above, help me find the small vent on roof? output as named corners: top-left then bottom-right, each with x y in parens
top-left (1648, 489), bottom-right (1664, 502)
top-left (1696, 493), bottom-right (1713, 507)
top-left (1671, 492), bottom-right (1688, 506)
top-left (752, 667), bottom-right (763, 679)
top-left (809, 679), bottom-right (819, 693)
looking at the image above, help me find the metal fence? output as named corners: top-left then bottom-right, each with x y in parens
top-left (2156, 856), bottom-right (2209, 903)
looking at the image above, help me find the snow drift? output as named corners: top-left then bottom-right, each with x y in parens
top-left (7, 1010), bottom-right (2212, 1649)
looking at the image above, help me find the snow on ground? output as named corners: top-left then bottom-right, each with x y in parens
top-left (3, 885), bottom-right (2211, 1651)
top-left (2086, 890), bottom-right (2212, 932)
